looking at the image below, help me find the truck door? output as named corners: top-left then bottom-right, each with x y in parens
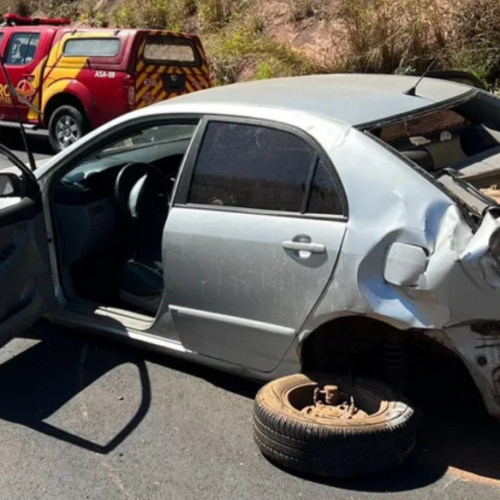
top-left (0, 29), bottom-right (51, 123)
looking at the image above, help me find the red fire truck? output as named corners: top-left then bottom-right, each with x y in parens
top-left (0, 14), bottom-right (212, 151)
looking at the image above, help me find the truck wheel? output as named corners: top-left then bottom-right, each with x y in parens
top-left (253, 373), bottom-right (418, 478)
top-left (48, 105), bottom-right (86, 153)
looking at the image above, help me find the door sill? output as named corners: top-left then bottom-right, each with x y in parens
top-left (65, 298), bottom-right (155, 332)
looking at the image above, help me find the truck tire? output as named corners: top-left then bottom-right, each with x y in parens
top-left (253, 373), bottom-right (418, 478)
top-left (48, 105), bottom-right (86, 153)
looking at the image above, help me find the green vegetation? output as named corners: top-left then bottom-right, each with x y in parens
top-left (1, 0), bottom-right (500, 88)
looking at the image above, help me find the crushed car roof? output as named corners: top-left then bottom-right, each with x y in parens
top-left (163, 74), bottom-right (474, 126)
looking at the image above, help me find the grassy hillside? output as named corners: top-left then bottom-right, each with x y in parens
top-left (2, 0), bottom-right (500, 88)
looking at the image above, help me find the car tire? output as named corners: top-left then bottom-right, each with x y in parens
top-left (253, 373), bottom-right (418, 478)
top-left (48, 105), bottom-right (86, 153)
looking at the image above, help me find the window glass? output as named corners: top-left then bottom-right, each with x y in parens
top-left (189, 122), bottom-right (317, 212)
top-left (63, 38), bottom-right (121, 57)
top-left (144, 36), bottom-right (199, 65)
top-left (104, 124), bottom-right (196, 154)
top-left (307, 160), bottom-right (343, 215)
top-left (62, 122), bottom-right (197, 182)
top-left (7, 33), bottom-right (40, 65)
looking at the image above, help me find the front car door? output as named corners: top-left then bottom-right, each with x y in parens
top-left (0, 150), bottom-right (53, 346)
top-left (164, 117), bottom-right (348, 372)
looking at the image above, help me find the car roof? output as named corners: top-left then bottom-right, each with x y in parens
top-left (161, 74), bottom-right (474, 126)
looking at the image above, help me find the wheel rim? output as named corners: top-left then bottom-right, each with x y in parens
top-left (285, 380), bottom-right (389, 425)
top-left (55, 115), bottom-right (79, 149)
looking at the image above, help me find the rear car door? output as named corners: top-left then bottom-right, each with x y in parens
top-left (0, 153), bottom-right (53, 346)
top-left (164, 118), bottom-right (348, 372)
top-left (134, 31), bottom-right (211, 109)
top-left (1, 29), bottom-right (51, 122)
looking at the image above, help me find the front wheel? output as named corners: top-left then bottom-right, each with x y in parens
top-left (48, 105), bottom-right (86, 153)
top-left (253, 373), bottom-right (418, 478)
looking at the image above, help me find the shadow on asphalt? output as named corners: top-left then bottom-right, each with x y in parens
top-left (0, 321), bottom-right (499, 492)
top-left (0, 129), bottom-right (53, 158)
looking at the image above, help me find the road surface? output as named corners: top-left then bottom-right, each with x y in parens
top-left (0, 128), bottom-right (52, 170)
top-left (0, 322), bottom-right (499, 500)
top-left (0, 130), bottom-right (499, 500)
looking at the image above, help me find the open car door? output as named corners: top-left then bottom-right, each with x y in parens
top-left (0, 145), bottom-right (53, 347)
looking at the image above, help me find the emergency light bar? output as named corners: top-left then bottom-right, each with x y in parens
top-left (2, 13), bottom-right (71, 26)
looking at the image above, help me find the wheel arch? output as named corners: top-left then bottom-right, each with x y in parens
top-left (299, 314), bottom-right (406, 373)
top-left (43, 92), bottom-right (87, 128)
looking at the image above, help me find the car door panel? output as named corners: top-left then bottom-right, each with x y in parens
top-left (164, 207), bottom-right (346, 372)
top-left (0, 186), bottom-right (53, 346)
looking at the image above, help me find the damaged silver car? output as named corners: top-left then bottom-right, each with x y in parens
top-left (1, 74), bottom-right (499, 478)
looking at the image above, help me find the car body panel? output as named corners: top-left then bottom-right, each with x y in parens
top-left (164, 207), bottom-right (347, 372)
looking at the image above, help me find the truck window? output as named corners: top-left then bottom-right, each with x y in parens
top-left (6, 33), bottom-right (40, 65)
top-left (143, 36), bottom-right (199, 66)
top-left (63, 38), bottom-right (121, 57)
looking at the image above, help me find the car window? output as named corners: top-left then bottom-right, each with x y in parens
top-left (188, 122), bottom-right (317, 212)
top-left (307, 160), bottom-right (344, 215)
top-left (6, 33), bottom-right (40, 65)
top-left (63, 122), bottom-right (198, 181)
top-left (143, 36), bottom-right (199, 65)
top-left (63, 38), bottom-right (121, 57)
top-left (103, 124), bottom-right (197, 155)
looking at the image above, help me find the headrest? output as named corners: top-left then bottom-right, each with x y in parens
top-left (401, 148), bottom-right (435, 171)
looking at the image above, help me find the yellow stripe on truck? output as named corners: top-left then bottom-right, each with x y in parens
top-left (41, 31), bottom-right (116, 118)
top-left (27, 55), bottom-right (48, 121)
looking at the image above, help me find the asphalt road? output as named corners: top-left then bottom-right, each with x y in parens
top-left (0, 130), bottom-right (499, 500)
top-left (0, 128), bottom-right (52, 170)
top-left (0, 322), bottom-right (499, 500)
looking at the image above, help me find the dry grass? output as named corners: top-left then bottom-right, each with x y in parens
top-left (286, 0), bottom-right (327, 22)
top-left (1, 0), bottom-right (500, 87)
top-left (333, 0), bottom-right (449, 74)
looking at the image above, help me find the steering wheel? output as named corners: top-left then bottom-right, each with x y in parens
top-left (114, 162), bottom-right (172, 220)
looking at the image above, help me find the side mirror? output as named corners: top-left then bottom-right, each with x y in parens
top-left (0, 172), bottom-right (23, 197)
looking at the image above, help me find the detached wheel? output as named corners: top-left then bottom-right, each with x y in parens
top-left (253, 373), bottom-right (418, 478)
top-left (48, 105), bottom-right (86, 153)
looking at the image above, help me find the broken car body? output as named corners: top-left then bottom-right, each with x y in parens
top-left (0, 74), bottom-right (500, 424)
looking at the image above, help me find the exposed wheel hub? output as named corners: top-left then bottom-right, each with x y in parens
top-left (301, 384), bottom-right (369, 420)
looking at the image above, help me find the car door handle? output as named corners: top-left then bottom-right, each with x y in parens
top-left (23, 74), bottom-right (35, 81)
top-left (281, 240), bottom-right (326, 254)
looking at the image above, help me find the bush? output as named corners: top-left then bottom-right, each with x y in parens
top-left (113, 0), bottom-right (192, 30)
top-left (448, 0), bottom-right (500, 85)
top-left (336, 0), bottom-right (449, 74)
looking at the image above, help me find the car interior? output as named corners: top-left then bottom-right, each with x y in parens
top-left (52, 123), bottom-right (197, 317)
top-left (367, 91), bottom-right (500, 215)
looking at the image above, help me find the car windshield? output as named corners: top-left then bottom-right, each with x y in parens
top-left (366, 91), bottom-right (500, 217)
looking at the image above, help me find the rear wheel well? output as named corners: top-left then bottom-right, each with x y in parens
top-left (299, 316), bottom-right (463, 387)
top-left (44, 93), bottom-right (87, 127)
top-left (301, 316), bottom-right (398, 375)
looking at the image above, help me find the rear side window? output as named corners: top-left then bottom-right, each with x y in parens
top-left (307, 160), bottom-right (344, 215)
top-left (143, 36), bottom-right (200, 66)
top-left (63, 38), bottom-right (121, 57)
top-left (188, 122), bottom-right (317, 212)
top-left (6, 33), bottom-right (40, 65)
